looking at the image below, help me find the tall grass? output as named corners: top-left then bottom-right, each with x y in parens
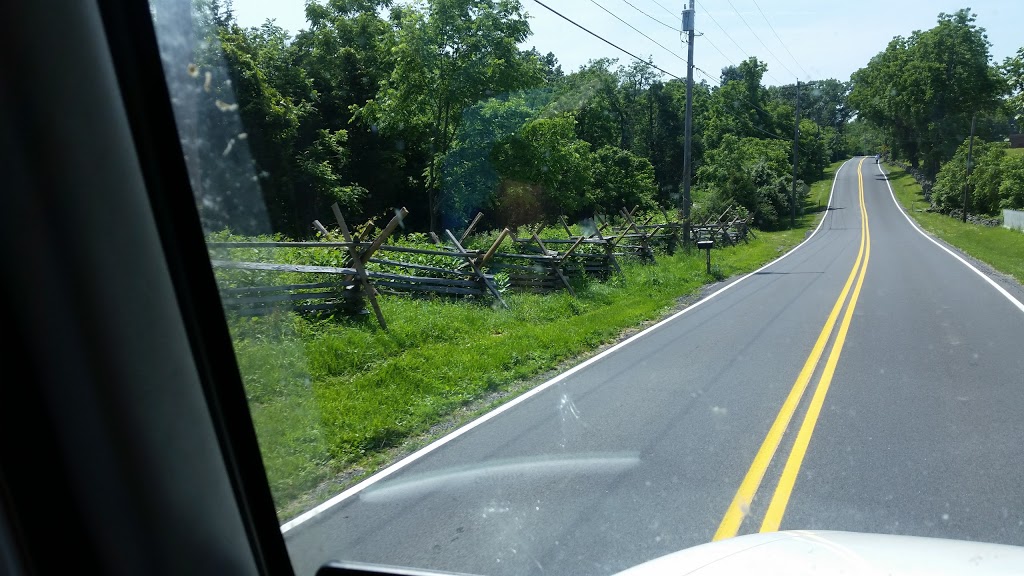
top-left (224, 189), bottom-right (831, 520)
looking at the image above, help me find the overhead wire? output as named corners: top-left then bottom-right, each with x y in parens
top-left (697, 32), bottom-right (737, 68)
top-left (529, 0), bottom-right (682, 79)
top-left (723, 0), bottom-right (799, 80)
top-left (751, 0), bottom-right (811, 79)
top-left (646, 0), bottom-right (678, 18)
top-left (617, 0), bottom-right (681, 33)
top-left (637, 0), bottom-right (738, 69)
top-left (694, 0), bottom-right (782, 85)
top-left (529, 0), bottom-right (809, 153)
top-left (587, 0), bottom-right (688, 66)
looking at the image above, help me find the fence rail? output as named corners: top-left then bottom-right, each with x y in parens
top-left (209, 204), bottom-right (735, 329)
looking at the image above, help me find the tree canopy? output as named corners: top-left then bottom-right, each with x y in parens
top-left (203, 0), bottom-right (870, 237)
top-left (849, 9), bottom-right (1006, 179)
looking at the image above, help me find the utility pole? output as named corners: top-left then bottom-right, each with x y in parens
top-left (962, 113), bottom-right (976, 223)
top-left (681, 0), bottom-right (695, 247)
top-left (790, 80), bottom-right (801, 228)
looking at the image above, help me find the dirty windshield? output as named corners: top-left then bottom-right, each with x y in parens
top-left (148, 0), bottom-right (1024, 574)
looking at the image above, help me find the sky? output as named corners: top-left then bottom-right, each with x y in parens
top-left (229, 0), bottom-right (1022, 87)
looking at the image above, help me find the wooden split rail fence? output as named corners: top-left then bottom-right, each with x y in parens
top-left (208, 203), bottom-right (726, 328)
top-left (598, 206), bottom-right (684, 263)
top-left (689, 204), bottom-right (755, 246)
top-left (209, 204), bottom-right (508, 329)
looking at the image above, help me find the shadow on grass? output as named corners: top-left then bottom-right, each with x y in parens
top-left (883, 168), bottom-right (929, 204)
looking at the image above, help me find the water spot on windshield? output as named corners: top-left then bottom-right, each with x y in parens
top-left (558, 392), bottom-right (582, 448)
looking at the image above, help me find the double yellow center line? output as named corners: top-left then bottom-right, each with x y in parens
top-left (713, 158), bottom-right (872, 540)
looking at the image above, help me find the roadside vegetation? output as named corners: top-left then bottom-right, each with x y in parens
top-left (809, 160), bottom-right (845, 211)
top-left (196, 0), bottom-right (859, 517)
top-left (236, 216), bottom-right (820, 520)
top-left (193, 0), bottom-right (1023, 520)
top-left (884, 167), bottom-right (1024, 284)
top-left (850, 10), bottom-right (1022, 281)
top-left (931, 140), bottom-right (1024, 215)
top-left (198, 0), bottom-right (852, 238)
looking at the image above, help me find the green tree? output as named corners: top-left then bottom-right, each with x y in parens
top-left (696, 135), bottom-right (794, 229)
top-left (845, 117), bottom-right (885, 156)
top-left (932, 139), bottom-right (1006, 215)
top-left (590, 146), bottom-right (658, 213)
top-left (999, 153), bottom-right (1024, 210)
top-left (767, 79), bottom-right (852, 161)
top-left (796, 118), bottom-right (828, 183)
top-left (217, 21), bottom-right (316, 236)
top-left (705, 57), bottom-right (779, 149)
top-left (646, 81), bottom-right (686, 206)
top-left (615, 60), bottom-right (659, 153)
top-left (788, 79), bottom-right (852, 131)
top-left (528, 47), bottom-right (564, 83)
top-left (491, 115), bottom-right (593, 225)
top-left (849, 9), bottom-right (1005, 178)
top-left (549, 59), bottom-right (625, 150)
top-left (720, 64), bottom-right (744, 85)
top-left (292, 0), bottom-right (411, 223)
top-left (440, 96), bottom-right (536, 227)
top-left (216, 8), bottom-right (397, 236)
top-left (361, 0), bottom-right (545, 231)
top-left (1003, 47), bottom-right (1024, 124)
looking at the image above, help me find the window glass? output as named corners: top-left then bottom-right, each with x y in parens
top-left (147, 1), bottom-right (1024, 575)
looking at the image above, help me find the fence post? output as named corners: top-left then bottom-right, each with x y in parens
top-left (444, 230), bottom-right (508, 309)
top-left (332, 204), bottom-right (387, 330)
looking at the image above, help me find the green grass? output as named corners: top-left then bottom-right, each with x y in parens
top-left (230, 173), bottom-right (838, 521)
top-left (1007, 147), bottom-right (1024, 157)
top-left (806, 160), bottom-right (846, 213)
top-left (883, 165), bottom-right (1024, 284)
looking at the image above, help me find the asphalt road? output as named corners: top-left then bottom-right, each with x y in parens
top-left (283, 157), bottom-right (1024, 576)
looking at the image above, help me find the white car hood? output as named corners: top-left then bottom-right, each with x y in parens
top-left (615, 530), bottom-right (1024, 576)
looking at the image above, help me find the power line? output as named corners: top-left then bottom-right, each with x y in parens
top-left (647, 0), bottom-right (678, 18)
top-left (529, 0), bottom-right (682, 80)
top-left (695, 0), bottom-right (745, 54)
top-left (529, 0), bottom-right (808, 152)
top-left (587, 0), bottom-right (688, 66)
top-left (723, 0), bottom-right (798, 80)
top-left (617, 0), bottom-right (681, 33)
top-left (699, 33), bottom-right (737, 68)
top-left (691, 64), bottom-right (719, 86)
top-left (694, 0), bottom-right (782, 85)
top-left (751, 0), bottom-right (811, 79)
top-left (640, 0), bottom-right (736, 70)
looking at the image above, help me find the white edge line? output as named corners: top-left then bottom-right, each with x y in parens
top-left (279, 159), bottom-right (855, 534)
top-left (877, 163), bottom-right (1024, 314)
